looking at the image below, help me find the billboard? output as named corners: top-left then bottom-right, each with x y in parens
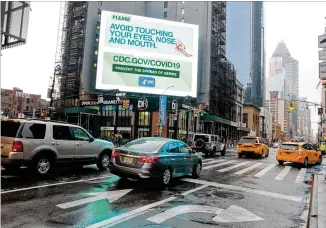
top-left (96, 11), bottom-right (199, 97)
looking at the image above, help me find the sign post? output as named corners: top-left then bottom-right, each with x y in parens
top-left (158, 95), bottom-right (167, 137)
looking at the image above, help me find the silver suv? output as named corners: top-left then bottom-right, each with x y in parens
top-left (192, 134), bottom-right (226, 157)
top-left (1, 118), bottom-right (114, 176)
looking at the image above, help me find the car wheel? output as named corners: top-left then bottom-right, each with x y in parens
top-left (317, 156), bottom-right (322, 165)
top-left (33, 155), bottom-right (54, 176)
top-left (221, 147), bottom-right (226, 156)
top-left (303, 158), bottom-right (308, 168)
top-left (259, 150), bottom-right (264, 159)
top-left (266, 149), bottom-right (269, 157)
top-left (161, 168), bottom-right (172, 186)
top-left (97, 150), bottom-right (111, 170)
top-left (192, 162), bottom-right (202, 178)
top-left (278, 161), bottom-right (284, 165)
top-left (238, 153), bottom-right (243, 158)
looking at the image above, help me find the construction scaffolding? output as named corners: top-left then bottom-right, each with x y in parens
top-left (210, 1), bottom-right (236, 120)
top-left (51, 1), bottom-right (88, 108)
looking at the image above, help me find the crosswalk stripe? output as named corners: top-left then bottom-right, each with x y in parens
top-left (202, 159), bottom-right (214, 164)
top-left (217, 161), bottom-right (251, 173)
top-left (275, 166), bottom-right (291, 180)
top-left (295, 168), bottom-right (307, 183)
top-left (254, 164), bottom-right (277, 178)
top-left (235, 162), bottom-right (263, 175)
top-left (203, 160), bottom-right (227, 165)
top-left (202, 160), bottom-right (236, 170)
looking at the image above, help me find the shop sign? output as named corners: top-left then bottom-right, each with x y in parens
top-left (80, 99), bottom-right (124, 106)
top-left (138, 128), bottom-right (150, 132)
top-left (138, 98), bottom-right (148, 111)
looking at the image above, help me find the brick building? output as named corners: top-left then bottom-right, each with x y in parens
top-left (1, 87), bottom-right (49, 117)
top-left (243, 104), bottom-right (261, 137)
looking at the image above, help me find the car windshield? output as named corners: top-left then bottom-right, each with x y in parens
top-left (1, 120), bottom-right (21, 137)
top-left (280, 144), bottom-right (299, 150)
top-left (239, 138), bottom-right (257, 143)
top-left (123, 139), bottom-right (165, 151)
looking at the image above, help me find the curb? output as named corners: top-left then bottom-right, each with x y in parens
top-left (308, 174), bottom-right (316, 228)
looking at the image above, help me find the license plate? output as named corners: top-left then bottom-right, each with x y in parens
top-left (123, 156), bottom-right (133, 164)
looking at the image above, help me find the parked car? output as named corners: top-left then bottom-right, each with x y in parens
top-left (109, 137), bottom-right (202, 185)
top-left (276, 142), bottom-right (322, 167)
top-left (192, 134), bottom-right (226, 157)
top-left (1, 118), bottom-right (114, 176)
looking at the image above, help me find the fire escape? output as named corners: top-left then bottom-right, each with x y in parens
top-left (54, 2), bottom-right (87, 108)
top-left (210, 2), bottom-right (236, 119)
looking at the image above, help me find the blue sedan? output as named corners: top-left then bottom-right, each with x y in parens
top-left (109, 137), bottom-right (202, 185)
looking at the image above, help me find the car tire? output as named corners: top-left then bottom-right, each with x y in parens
top-left (97, 150), bottom-right (111, 170)
top-left (221, 147), bottom-right (226, 156)
top-left (317, 156), bottom-right (322, 165)
top-left (266, 149), bottom-right (269, 157)
top-left (161, 167), bottom-right (172, 186)
top-left (238, 153), bottom-right (243, 158)
top-left (278, 161), bottom-right (284, 165)
top-left (192, 162), bottom-right (202, 178)
top-left (303, 158), bottom-right (308, 168)
top-left (2, 164), bottom-right (21, 173)
top-left (259, 150), bottom-right (264, 159)
top-left (33, 155), bottom-right (55, 176)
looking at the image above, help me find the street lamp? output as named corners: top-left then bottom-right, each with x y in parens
top-left (158, 85), bottom-right (175, 137)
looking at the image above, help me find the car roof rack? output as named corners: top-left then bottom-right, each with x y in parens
top-left (24, 118), bottom-right (69, 124)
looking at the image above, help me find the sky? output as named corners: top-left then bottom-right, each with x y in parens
top-left (1, 1), bottom-right (326, 132)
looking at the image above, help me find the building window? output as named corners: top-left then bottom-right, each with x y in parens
top-left (180, 18), bottom-right (184, 23)
top-left (27, 98), bottom-right (30, 103)
top-left (118, 105), bottom-right (132, 127)
top-left (138, 112), bottom-right (150, 126)
top-left (163, 11), bottom-right (167, 18)
top-left (164, 1), bottom-right (168, 8)
top-left (26, 106), bottom-right (29, 110)
top-left (181, 8), bottom-right (185, 15)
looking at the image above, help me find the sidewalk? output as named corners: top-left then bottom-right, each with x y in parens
top-left (311, 161), bottom-right (326, 228)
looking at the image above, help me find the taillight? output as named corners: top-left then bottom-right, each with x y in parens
top-left (112, 150), bottom-right (120, 158)
top-left (138, 156), bottom-right (159, 164)
top-left (12, 140), bottom-right (23, 152)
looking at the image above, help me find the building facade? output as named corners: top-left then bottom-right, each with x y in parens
top-left (260, 107), bottom-right (272, 139)
top-left (243, 104), bottom-right (261, 136)
top-left (50, 1), bottom-right (240, 141)
top-left (1, 87), bottom-right (49, 117)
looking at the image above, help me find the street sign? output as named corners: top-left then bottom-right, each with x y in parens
top-left (318, 34), bottom-right (326, 48)
top-left (56, 189), bottom-right (132, 209)
top-left (159, 95), bottom-right (167, 126)
top-left (147, 204), bottom-right (263, 224)
top-left (319, 62), bottom-right (326, 80)
top-left (319, 50), bottom-right (326, 60)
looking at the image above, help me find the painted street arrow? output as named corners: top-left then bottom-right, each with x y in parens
top-left (56, 189), bottom-right (132, 209)
top-left (147, 204), bottom-right (264, 224)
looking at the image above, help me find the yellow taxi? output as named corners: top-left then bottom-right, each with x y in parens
top-left (276, 142), bottom-right (322, 167)
top-left (237, 136), bottom-right (269, 158)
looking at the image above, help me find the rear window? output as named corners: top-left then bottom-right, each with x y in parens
top-left (19, 123), bottom-right (46, 139)
top-left (239, 138), bottom-right (258, 143)
top-left (1, 120), bottom-right (21, 137)
top-left (280, 144), bottom-right (299, 150)
top-left (194, 135), bottom-right (209, 142)
top-left (123, 139), bottom-right (165, 151)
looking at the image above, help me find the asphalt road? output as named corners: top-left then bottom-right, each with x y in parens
top-left (2, 148), bottom-right (324, 228)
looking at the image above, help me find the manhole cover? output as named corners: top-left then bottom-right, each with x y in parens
top-left (213, 190), bottom-right (245, 200)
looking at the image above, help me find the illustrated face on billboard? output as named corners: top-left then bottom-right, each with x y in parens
top-left (96, 11), bottom-right (199, 97)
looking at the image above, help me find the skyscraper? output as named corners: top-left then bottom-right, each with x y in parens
top-left (250, 1), bottom-right (265, 107)
top-left (226, 1), bottom-right (264, 107)
top-left (267, 41), bottom-right (299, 138)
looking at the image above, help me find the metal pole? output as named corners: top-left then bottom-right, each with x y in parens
top-left (158, 86), bottom-right (174, 137)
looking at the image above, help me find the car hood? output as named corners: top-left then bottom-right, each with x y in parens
top-left (94, 139), bottom-right (114, 147)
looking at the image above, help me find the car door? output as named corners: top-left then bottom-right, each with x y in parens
top-left (51, 125), bottom-right (75, 161)
top-left (308, 144), bottom-right (319, 163)
top-left (302, 144), bottom-right (312, 163)
top-left (178, 142), bottom-right (195, 174)
top-left (164, 142), bottom-right (184, 176)
top-left (71, 126), bottom-right (97, 162)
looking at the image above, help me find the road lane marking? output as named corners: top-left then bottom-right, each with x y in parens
top-left (202, 159), bottom-right (226, 166)
top-left (1, 175), bottom-right (114, 194)
top-left (254, 164), bottom-right (277, 178)
top-left (147, 205), bottom-right (223, 224)
top-left (275, 166), bottom-right (291, 180)
top-left (181, 178), bottom-right (303, 202)
top-left (295, 168), bottom-right (307, 183)
top-left (86, 184), bottom-right (209, 228)
top-left (202, 160), bottom-right (236, 170)
top-left (234, 162), bottom-right (263, 175)
top-left (202, 159), bottom-right (214, 163)
top-left (217, 161), bottom-right (251, 172)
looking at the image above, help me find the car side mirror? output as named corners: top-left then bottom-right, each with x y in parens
top-left (89, 137), bottom-right (95, 142)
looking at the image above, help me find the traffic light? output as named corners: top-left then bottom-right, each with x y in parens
top-left (288, 102), bottom-right (297, 112)
top-left (122, 100), bottom-right (130, 109)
